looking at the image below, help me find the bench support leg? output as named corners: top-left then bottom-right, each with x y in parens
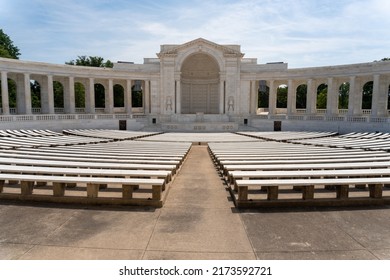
top-left (336, 185), bottom-right (349, 199)
top-left (87, 183), bottom-right (99, 198)
top-left (21, 181), bottom-right (34, 195)
top-left (122, 185), bottom-right (137, 199)
top-left (369, 184), bottom-right (383, 198)
top-left (0, 180), bottom-right (4, 193)
top-left (53, 182), bottom-right (66, 197)
top-left (267, 186), bottom-right (279, 200)
top-left (302, 186), bottom-right (314, 200)
top-left (152, 185), bottom-right (162, 201)
top-left (238, 186), bottom-right (248, 201)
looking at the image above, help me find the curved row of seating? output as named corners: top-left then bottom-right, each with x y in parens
top-left (209, 140), bottom-right (390, 208)
top-left (236, 131), bottom-right (338, 141)
top-left (289, 132), bottom-right (390, 151)
top-left (63, 129), bottom-right (161, 140)
top-left (0, 131), bottom-right (191, 207)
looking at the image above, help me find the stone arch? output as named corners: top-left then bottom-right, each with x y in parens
top-left (276, 84), bottom-right (287, 109)
top-left (132, 80), bottom-right (143, 108)
top-left (387, 84), bottom-right (390, 111)
top-left (74, 81), bottom-right (86, 110)
top-left (0, 77), bottom-right (17, 113)
top-left (362, 81), bottom-right (373, 110)
top-left (94, 83), bottom-right (105, 108)
top-left (258, 80), bottom-right (269, 110)
top-left (114, 84), bottom-right (124, 107)
top-left (317, 83), bottom-right (328, 110)
top-left (180, 52), bottom-right (220, 114)
top-left (30, 79), bottom-right (41, 112)
top-left (175, 44), bottom-right (225, 73)
top-left (338, 82), bottom-right (349, 110)
top-left (53, 80), bottom-right (64, 110)
top-left (296, 84), bottom-right (307, 109)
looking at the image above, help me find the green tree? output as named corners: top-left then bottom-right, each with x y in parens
top-left (362, 81), bottom-right (373, 109)
top-left (317, 84), bottom-right (327, 109)
top-left (0, 30), bottom-right (20, 109)
top-left (0, 29), bottom-right (21, 59)
top-left (66, 55), bottom-right (113, 68)
top-left (338, 82), bottom-right (349, 109)
top-left (65, 56), bottom-right (113, 109)
top-left (296, 84), bottom-right (307, 109)
top-left (276, 86), bottom-right (287, 108)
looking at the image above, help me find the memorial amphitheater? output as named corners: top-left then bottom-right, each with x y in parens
top-left (1, 38), bottom-right (390, 260)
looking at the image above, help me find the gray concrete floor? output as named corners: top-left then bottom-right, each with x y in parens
top-left (1, 146), bottom-right (390, 260)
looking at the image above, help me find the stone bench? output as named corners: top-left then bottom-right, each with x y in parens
top-left (222, 161), bottom-right (390, 176)
top-left (0, 173), bottom-right (166, 207)
top-left (235, 177), bottom-right (390, 208)
top-left (0, 164), bottom-right (172, 184)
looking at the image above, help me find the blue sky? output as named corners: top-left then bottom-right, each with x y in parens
top-left (1, 0), bottom-right (389, 68)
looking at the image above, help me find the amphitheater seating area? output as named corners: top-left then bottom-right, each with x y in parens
top-left (1, 129), bottom-right (390, 208)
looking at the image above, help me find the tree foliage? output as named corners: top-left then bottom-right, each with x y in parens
top-left (66, 55), bottom-right (113, 68)
top-left (0, 29), bottom-right (21, 59)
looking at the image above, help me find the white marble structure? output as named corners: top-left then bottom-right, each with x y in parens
top-left (1, 38), bottom-right (390, 132)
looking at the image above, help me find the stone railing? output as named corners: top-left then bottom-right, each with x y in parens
top-left (254, 114), bottom-right (389, 123)
top-left (0, 113), bottom-right (133, 122)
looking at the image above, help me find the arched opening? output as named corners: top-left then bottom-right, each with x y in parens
top-left (317, 83), bottom-right (327, 110)
top-left (30, 80), bottom-right (41, 113)
top-left (387, 84), bottom-right (390, 113)
top-left (75, 82), bottom-right (85, 112)
top-left (114, 84), bottom-right (125, 107)
top-left (0, 78), bottom-right (17, 113)
top-left (94, 83), bottom-right (105, 109)
top-left (338, 82), bottom-right (349, 111)
top-left (53, 81), bottom-right (64, 112)
top-left (181, 53), bottom-right (220, 114)
top-left (258, 80), bottom-right (269, 113)
top-left (132, 80), bottom-right (143, 108)
top-left (362, 81), bottom-right (373, 110)
top-left (276, 84), bottom-right (287, 109)
top-left (296, 84), bottom-right (307, 109)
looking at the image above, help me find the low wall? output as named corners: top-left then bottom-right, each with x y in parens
top-left (250, 118), bottom-right (390, 133)
top-left (0, 114), bottom-right (145, 132)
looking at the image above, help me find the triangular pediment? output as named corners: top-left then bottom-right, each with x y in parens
top-left (158, 38), bottom-right (244, 58)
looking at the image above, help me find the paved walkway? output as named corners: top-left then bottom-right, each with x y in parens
top-left (0, 145), bottom-right (390, 260)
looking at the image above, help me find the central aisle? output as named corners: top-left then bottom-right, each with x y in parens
top-left (142, 145), bottom-right (256, 259)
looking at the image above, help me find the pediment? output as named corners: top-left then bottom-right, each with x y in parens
top-left (157, 38), bottom-right (244, 58)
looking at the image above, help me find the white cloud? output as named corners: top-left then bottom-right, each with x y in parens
top-left (1, 0), bottom-right (389, 67)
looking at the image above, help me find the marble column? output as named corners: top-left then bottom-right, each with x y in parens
top-left (306, 79), bottom-right (316, 114)
top-left (1, 71), bottom-right (10, 115)
top-left (86, 78), bottom-right (95, 114)
top-left (287, 79), bottom-right (296, 115)
top-left (47, 75), bottom-right (54, 114)
top-left (175, 79), bottom-right (181, 114)
top-left (23, 73), bottom-right (32, 115)
top-left (347, 76), bottom-right (355, 115)
top-left (326, 77), bottom-right (337, 115)
top-left (64, 76), bottom-right (75, 114)
top-left (105, 79), bottom-right (114, 114)
top-left (268, 80), bottom-right (276, 115)
top-left (250, 80), bottom-right (258, 114)
top-left (125, 79), bottom-right (132, 114)
top-left (219, 80), bottom-right (225, 114)
top-left (371, 74), bottom-right (386, 116)
top-left (144, 80), bottom-right (150, 114)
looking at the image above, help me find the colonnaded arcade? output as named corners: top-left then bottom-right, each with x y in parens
top-left (1, 38), bottom-right (390, 132)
